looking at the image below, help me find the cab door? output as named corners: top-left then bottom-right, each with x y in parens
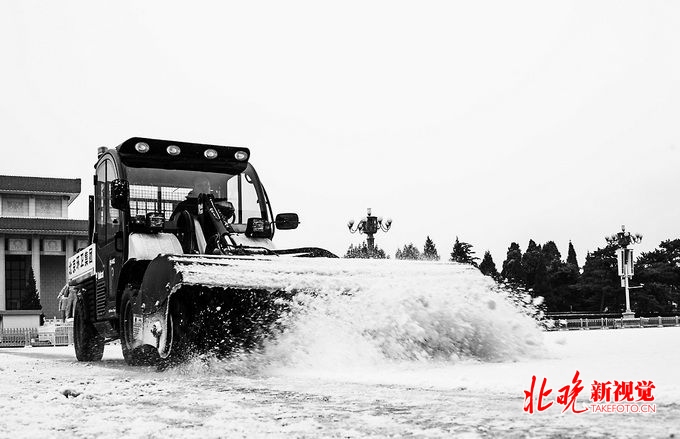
top-left (94, 159), bottom-right (124, 320)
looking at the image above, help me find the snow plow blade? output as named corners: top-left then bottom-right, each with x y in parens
top-left (131, 254), bottom-right (309, 362)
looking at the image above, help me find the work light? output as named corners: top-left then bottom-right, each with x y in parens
top-left (166, 145), bottom-right (181, 156)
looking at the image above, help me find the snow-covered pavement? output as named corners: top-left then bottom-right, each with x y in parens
top-left (1, 327), bottom-right (679, 438)
top-left (1, 260), bottom-right (677, 438)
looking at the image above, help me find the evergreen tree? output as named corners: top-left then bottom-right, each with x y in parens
top-left (345, 243), bottom-right (365, 258)
top-left (345, 242), bottom-right (387, 259)
top-left (373, 246), bottom-right (387, 259)
top-left (541, 241), bottom-right (562, 269)
top-left (567, 241), bottom-right (578, 267)
top-left (501, 242), bottom-right (525, 285)
top-left (449, 236), bottom-right (478, 266)
top-left (479, 250), bottom-right (499, 279)
top-left (372, 246), bottom-right (387, 259)
top-left (532, 251), bottom-right (549, 297)
top-left (396, 243), bottom-right (421, 260)
top-left (521, 240), bottom-right (543, 289)
top-left (422, 236), bottom-right (440, 261)
top-left (633, 239), bottom-right (680, 315)
top-left (539, 240), bottom-right (579, 312)
top-left (543, 261), bottom-right (580, 312)
top-left (21, 266), bottom-right (42, 310)
top-left (572, 244), bottom-right (620, 312)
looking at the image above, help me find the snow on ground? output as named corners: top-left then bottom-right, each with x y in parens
top-left (1, 261), bottom-right (678, 438)
top-left (1, 329), bottom-right (678, 438)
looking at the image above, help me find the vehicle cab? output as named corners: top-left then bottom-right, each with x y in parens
top-left (88, 137), bottom-right (299, 324)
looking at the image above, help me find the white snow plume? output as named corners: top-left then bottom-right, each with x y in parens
top-left (173, 257), bottom-right (544, 373)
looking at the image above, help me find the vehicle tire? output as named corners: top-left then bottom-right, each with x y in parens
top-left (120, 286), bottom-right (159, 366)
top-left (158, 298), bottom-right (193, 370)
top-left (73, 295), bottom-right (105, 362)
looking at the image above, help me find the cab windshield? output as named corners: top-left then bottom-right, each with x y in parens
top-left (124, 163), bottom-right (270, 233)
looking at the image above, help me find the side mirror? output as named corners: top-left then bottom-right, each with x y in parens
top-left (275, 213), bottom-right (299, 230)
top-left (111, 179), bottom-right (129, 211)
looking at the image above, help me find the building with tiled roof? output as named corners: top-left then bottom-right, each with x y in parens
top-left (0, 175), bottom-right (89, 329)
top-left (0, 176), bottom-right (81, 202)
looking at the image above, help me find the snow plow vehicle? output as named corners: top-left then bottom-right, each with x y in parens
top-left (67, 137), bottom-right (336, 365)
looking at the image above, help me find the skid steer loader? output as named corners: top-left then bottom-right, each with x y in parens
top-left (67, 137), bottom-right (336, 365)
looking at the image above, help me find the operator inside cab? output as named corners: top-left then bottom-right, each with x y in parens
top-left (189, 177), bottom-right (211, 199)
top-left (172, 176), bottom-right (235, 223)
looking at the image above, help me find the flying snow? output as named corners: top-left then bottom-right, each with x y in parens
top-left (174, 257), bottom-right (545, 373)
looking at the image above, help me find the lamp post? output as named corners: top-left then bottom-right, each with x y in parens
top-left (347, 208), bottom-right (392, 255)
top-left (608, 225), bottom-right (642, 320)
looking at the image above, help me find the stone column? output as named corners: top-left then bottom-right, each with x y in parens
top-left (32, 236), bottom-right (41, 301)
top-left (0, 234), bottom-right (5, 311)
top-left (29, 196), bottom-right (36, 217)
top-left (65, 237), bottom-right (74, 277)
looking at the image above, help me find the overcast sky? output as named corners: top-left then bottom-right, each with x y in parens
top-left (1, 1), bottom-right (678, 265)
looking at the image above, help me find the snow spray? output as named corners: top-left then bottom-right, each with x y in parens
top-left (171, 258), bottom-right (545, 374)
